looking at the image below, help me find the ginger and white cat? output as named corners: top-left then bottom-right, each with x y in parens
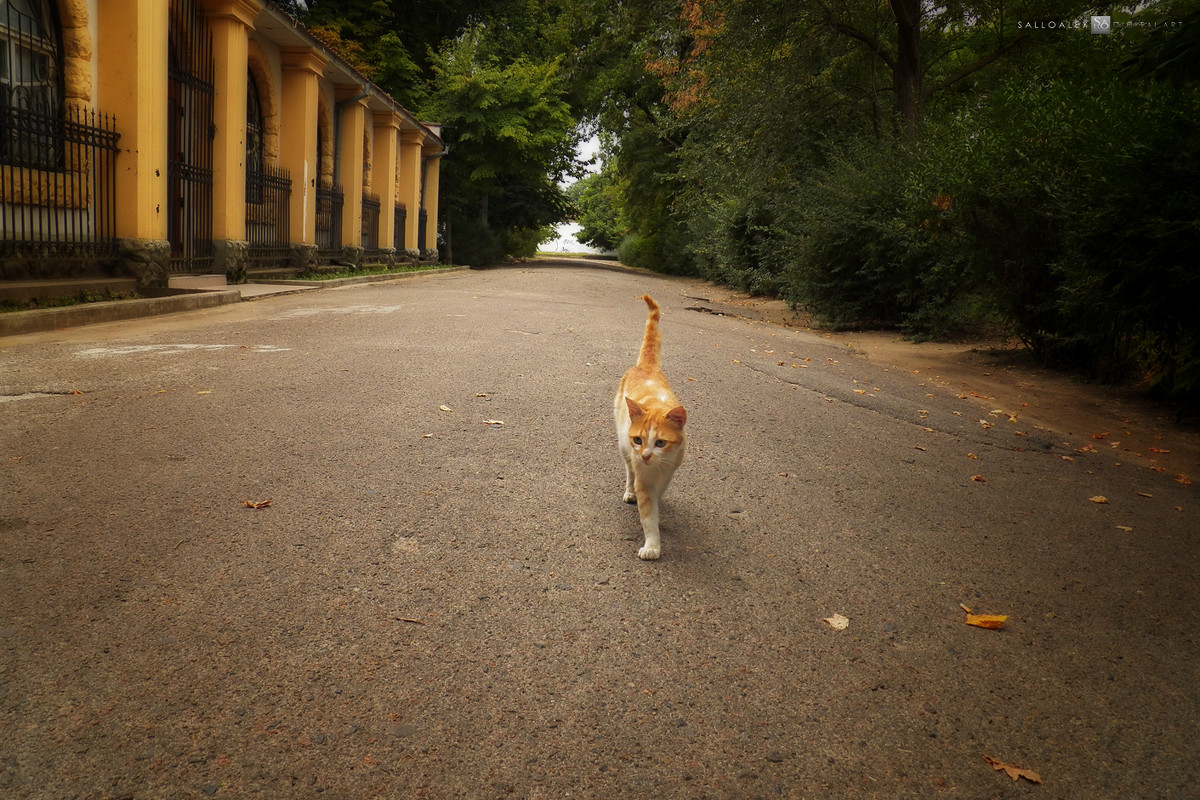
top-left (614, 294), bottom-right (687, 560)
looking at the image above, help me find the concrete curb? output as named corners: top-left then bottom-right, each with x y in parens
top-left (0, 290), bottom-right (242, 338)
top-left (252, 264), bottom-right (467, 290)
top-left (0, 266), bottom-right (467, 338)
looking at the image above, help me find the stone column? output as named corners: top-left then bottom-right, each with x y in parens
top-left (201, 0), bottom-right (262, 282)
top-left (372, 112), bottom-right (402, 264)
top-left (280, 47), bottom-right (326, 271)
top-left (397, 129), bottom-right (425, 259)
top-left (97, 0), bottom-right (170, 286)
top-left (336, 88), bottom-right (368, 266)
top-left (421, 144), bottom-right (443, 261)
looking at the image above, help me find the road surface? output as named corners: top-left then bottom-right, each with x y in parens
top-left (2, 264), bottom-right (1197, 798)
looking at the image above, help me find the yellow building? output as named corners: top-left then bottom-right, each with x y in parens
top-left (1, 0), bottom-right (444, 290)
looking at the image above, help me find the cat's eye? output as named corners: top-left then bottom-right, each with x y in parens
top-left (632, 436), bottom-right (642, 445)
top-left (655, 439), bottom-right (666, 448)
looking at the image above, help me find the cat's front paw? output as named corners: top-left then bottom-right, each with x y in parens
top-left (637, 544), bottom-right (661, 560)
top-left (623, 491), bottom-right (637, 504)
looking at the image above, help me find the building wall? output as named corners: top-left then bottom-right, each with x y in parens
top-left (1, 0), bottom-right (444, 287)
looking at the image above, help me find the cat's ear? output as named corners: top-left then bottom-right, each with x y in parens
top-left (625, 396), bottom-right (645, 420)
top-left (666, 405), bottom-right (687, 427)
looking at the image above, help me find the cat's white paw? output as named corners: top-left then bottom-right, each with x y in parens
top-left (623, 491), bottom-right (637, 504)
top-left (638, 544), bottom-right (661, 560)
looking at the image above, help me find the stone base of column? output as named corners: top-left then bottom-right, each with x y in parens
top-left (118, 238), bottom-right (171, 289)
top-left (290, 243), bottom-right (318, 272)
top-left (212, 240), bottom-right (250, 284)
top-left (340, 244), bottom-right (364, 268)
top-left (376, 247), bottom-right (397, 267)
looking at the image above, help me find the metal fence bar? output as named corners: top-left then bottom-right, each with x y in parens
top-left (1, 104), bottom-right (121, 258)
top-left (167, 0), bottom-right (215, 274)
top-left (246, 163), bottom-right (291, 265)
top-left (361, 192), bottom-right (380, 251)
top-left (393, 203), bottom-right (406, 251)
top-left (315, 184), bottom-right (343, 257)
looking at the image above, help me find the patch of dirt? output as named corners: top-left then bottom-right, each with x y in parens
top-left (687, 285), bottom-right (1200, 481)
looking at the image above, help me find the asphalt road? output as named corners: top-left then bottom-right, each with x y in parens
top-left (2, 264), bottom-right (1197, 799)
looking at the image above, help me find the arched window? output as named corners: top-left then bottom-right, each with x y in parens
top-left (246, 69), bottom-right (264, 203)
top-left (1, 0), bottom-right (63, 167)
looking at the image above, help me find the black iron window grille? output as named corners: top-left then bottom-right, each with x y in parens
top-left (1, 0), bottom-right (63, 170)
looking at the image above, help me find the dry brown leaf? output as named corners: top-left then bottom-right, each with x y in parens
top-left (1177, 474), bottom-right (1193, 486)
top-left (1137, 492), bottom-right (1153, 498)
top-left (243, 499), bottom-right (271, 509)
top-left (1093, 431), bottom-right (1111, 440)
top-left (822, 613), bottom-right (850, 630)
top-left (965, 613), bottom-right (1007, 629)
top-left (971, 475), bottom-right (986, 482)
top-left (983, 755), bottom-right (1042, 784)
top-left (1090, 495), bottom-right (1109, 504)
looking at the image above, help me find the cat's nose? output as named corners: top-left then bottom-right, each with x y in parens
top-left (641, 453), bottom-right (652, 462)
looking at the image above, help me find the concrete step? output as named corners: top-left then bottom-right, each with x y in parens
top-left (0, 277), bottom-right (138, 304)
top-left (168, 274), bottom-right (228, 290)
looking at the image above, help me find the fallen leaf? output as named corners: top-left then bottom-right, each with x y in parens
top-left (1177, 474), bottom-right (1193, 486)
top-left (482, 419), bottom-right (505, 427)
top-left (243, 499), bottom-right (271, 509)
top-left (971, 475), bottom-right (986, 482)
top-left (913, 445), bottom-right (927, 451)
top-left (1137, 492), bottom-right (1153, 498)
top-left (967, 453), bottom-right (978, 459)
top-left (439, 405), bottom-right (453, 412)
top-left (1094, 431), bottom-right (1111, 440)
top-left (475, 393), bottom-right (489, 397)
top-left (983, 755), bottom-right (1042, 784)
top-left (822, 613), bottom-right (850, 630)
top-left (422, 434), bottom-right (434, 439)
top-left (965, 613), bottom-right (1007, 629)
top-left (1061, 455), bottom-right (1075, 462)
top-left (1149, 447), bottom-right (1170, 454)
top-left (197, 390), bottom-right (212, 395)
top-left (854, 389), bottom-right (867, 394)
top-left (1090, 495), bottom-right (1109, 504)
top-left (1116, 526), bottom-right (1133, 532)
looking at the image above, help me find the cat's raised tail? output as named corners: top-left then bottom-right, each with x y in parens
top-left (637, 294), bottom-right (662, 370)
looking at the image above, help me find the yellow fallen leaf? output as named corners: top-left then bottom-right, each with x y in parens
top-left (197, 390), bottom-right (212, 395)
top-left (242, 499), bottom-right (271, 509)
top-left (1116, 525), bottom-right (1133, 532)
top-left (482, 419), bottom-right (505, 427)
top-left (1090, 495), bottom-right (1109, 504)
top-left (965, 613), bottom-right (1007, 629)
top-left (971, 475), bottom-right (986, 482)
top-left (439, 405), bottom-right (453, 412)
top-left (983, 755), bottom-right (1042, 784)
top-left (822, 613), bottom-right (850, 630)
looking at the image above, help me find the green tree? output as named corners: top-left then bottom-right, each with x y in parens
top-left (423, 25), bottom-right (580, 263)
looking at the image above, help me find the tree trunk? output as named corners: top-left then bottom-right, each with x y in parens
top-left (889, 0), bottom-right (922, 131)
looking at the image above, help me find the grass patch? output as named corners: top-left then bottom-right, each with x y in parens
top-left (294, 263), bottom-right (447, 281)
